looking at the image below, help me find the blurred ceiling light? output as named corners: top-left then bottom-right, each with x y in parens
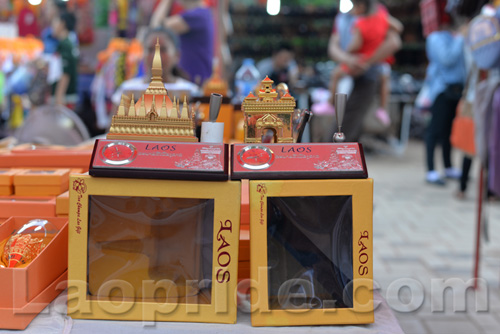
top-left (27, 0), bottom-right (42, 5)
top-left (340, 0), bottom-right (353, 13)
top-left (267, 0), bottom-right (281, 16)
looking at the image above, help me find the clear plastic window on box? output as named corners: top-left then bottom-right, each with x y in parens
top-left (266, 195), bottom-right (353, 310)
top-left (87, 195), bottom-right (214, 304)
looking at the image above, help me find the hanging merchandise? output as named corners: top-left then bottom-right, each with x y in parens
top-left (95, 0), bottom-right (110, 28)
top-left (0, 37), bottom-right (44, 67)
top-left (125, 39), bottom-right (144, 80)
top-left (0, 219), bottom-right (58, 268)
top-left (489, 87), bottom-right (500, 196)
top-left (467, 9), bottom-right (500, 70)
top-left (116, 0), bottom-right (129, 37)
top-left (0, 72), bottom-right (5, 106)
top-left (126, 0), bottom-right (139, 39)
top-left (76, 0), bottom-right (94, 45)
top-left (0, 0), bottom-right (11, 21)
top-left (16, 5), bottom-right (38, 37)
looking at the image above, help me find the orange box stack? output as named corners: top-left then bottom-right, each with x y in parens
top-left (13, 169), bottom-right (70, 196)
top-left (0, 169), bottom-right (19, 196)
top-left (56, 191), bottom-right (69, 217)
top-left (0, 196), bottom-right (57, 219)
top-left (0, 146), bottom-right (92, 169)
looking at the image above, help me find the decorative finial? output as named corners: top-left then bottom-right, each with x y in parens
top-left (138, 95), bottom-right (146, 116)
top-left (161, 95), bottom-right (167, 118)
top-left (117, 95), bottom-right (126, 116)
top-left (170, 96), bottom-right (176, 118)
top-left (151, 38), bottom-right (163, 80)
top-left (128, 94), bottom-right (136, 116)
top-left (181, 96), bottom-right (189, 119)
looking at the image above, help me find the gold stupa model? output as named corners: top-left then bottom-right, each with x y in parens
top-left (242, 76), bottom-right (296, 143)
top-left (107, 39), bottom-right (197, 142)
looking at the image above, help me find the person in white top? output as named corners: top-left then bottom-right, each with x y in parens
top-left (112, 27), bottom-right (200, 106)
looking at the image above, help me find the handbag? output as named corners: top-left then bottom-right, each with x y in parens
top-left (451, 98), bottom-right (475, 156)
top-left (451, 66), bottom-right (476, 156)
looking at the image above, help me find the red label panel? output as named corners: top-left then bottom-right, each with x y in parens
top-left (91, 140), bottom-right (226, 172)
top-left (232, 143), bottom-right (365, 174)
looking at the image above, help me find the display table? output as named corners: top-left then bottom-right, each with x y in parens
top-left (4, 291), bottom-right (403, 333)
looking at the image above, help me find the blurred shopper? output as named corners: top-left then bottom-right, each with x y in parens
top-left (424, 13), bottom-right (466, 186)
top-left (153, 0), bottom-right (214, 86)
top-left (41, 0), bottom-right (78, 54)
top-left (328, 0), bottom-right (402, 142)
top-left (112, 27), bottom-right (199, 106)
top-left (329, 0), bottom-right (401, 127)
top-left (51, 11), bottom-right (79, 107)
top-left (257, 43), bottom-right (299, 91)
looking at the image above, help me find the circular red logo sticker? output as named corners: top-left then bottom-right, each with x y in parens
top-left (237, 145), bottom-right (275, 170)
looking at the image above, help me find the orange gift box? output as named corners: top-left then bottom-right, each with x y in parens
top-left (14, 169), bottom-right (70, 196)
top-left (0, 217), bottom-right (68, 330)
top-left (0, 196), bottom-right (56, 218)
top-left (68, 175), bottom-right (241, 323)
top-left (56, 191), bottom-right (69, 216)
top-left (0, 169), bottom-right (19, 196)
top-left (0, 147), bottom-right (92, 169)
top-left (249, 179), bottom-right (374, 326)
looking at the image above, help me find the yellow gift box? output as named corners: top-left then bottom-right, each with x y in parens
top-left (68, 174), bottom-right (240, 323)
top-left (249, 179), bottom-right (373, 326)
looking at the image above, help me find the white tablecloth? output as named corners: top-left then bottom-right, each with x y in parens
top-left (2, 291), bottom-right (403, 334)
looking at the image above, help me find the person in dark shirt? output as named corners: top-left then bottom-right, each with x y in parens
top-left (52, 11), bottom-right (79, 106)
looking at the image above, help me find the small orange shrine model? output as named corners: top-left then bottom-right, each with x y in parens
top-left (107, 40), bottom-right (197, 142)
top-left (242, 76), bottom-right (296, 143)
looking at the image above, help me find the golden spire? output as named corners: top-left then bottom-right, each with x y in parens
top-left (128, 94), bottom-right (136, 116)
top-left (138, 95), bottom-right (146, 116)
top-left (145, 38), bottom-right (167, 93)
top-left (152, 38), bottom-right (163, 80)
top-left (161, 95), bottom-right (167, 118)
top-left (170, 96), bottom-right (177, 118)
top-left (181, 96), bottom-right (189, 119)
top-left (117, 95), bottom-right (125, 116)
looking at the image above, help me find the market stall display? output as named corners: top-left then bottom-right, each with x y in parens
top-left (69, 41), bottom-right (240, 324)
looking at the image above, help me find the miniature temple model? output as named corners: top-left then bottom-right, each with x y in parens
top-left (242, 76), bottom-right (296, 143)
top-left (107, 39), bottom-right (197, 142)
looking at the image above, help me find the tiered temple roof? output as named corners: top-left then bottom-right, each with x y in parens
top-left (107, 39), bottom-right (197, 142)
